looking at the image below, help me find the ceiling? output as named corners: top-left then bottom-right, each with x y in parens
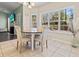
top-left (0, 2), bottom-right (47, 14)
top-left (0, 2), bottom-right (21, 14)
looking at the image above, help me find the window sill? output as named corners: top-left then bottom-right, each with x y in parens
top-left (49, 30), bottom-right (73, 35)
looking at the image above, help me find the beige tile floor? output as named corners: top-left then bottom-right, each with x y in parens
top-left (0, 39), bottom-right (79, 57)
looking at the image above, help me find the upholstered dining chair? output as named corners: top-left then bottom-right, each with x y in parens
top-left (14, 22), bottom-right (30, 53)
top-left (72, 29), bottom-right (79, 47)
top-left (34, 28), bottom-right (48, 51)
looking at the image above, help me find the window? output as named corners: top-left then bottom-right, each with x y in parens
top-left (42, 7), bottom-right (74, 31)
top-left (42, 13), bottom-right (48, 28)
top-left (66, 8), bottom-right (73, 31)
top-left (32, 14), bottom-right (37, 28)
top-left (60, 9), bottom-right (68, 30)
top-left (50, 11), bottom-right (58, 30)
top-left (66, 8), bottom-right (73, 19)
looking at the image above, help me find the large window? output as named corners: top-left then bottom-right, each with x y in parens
top-left (50, 11), bottom-right (59, 30)
top-left (60, 9), bottom-right (68, 30)
top-left (42, 13), bottom-right (48, 28)
top-left (42, 7), bottom-right (73, 31)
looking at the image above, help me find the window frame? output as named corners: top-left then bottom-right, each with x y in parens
top-left (41, 6), bottom-right (75, 31)
top-left (31, 13), bottom-right (37, 28)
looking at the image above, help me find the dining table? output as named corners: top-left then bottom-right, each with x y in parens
top-left (23, 31), bottom-right (42, 51)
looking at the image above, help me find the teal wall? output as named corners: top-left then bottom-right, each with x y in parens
top-left (0, 12), bottom-right (8, 32)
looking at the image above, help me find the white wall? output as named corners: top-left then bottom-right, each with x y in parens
top-left (23, 5), bottom-right (31, 32)
top-left (23, 6), bottom-right (40, 32)
top-left (0, 12), bottom-right (8, 32)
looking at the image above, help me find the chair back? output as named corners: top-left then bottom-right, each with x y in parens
top-left (75, 30), bottom-right (79, 38)
top-left (14, 24), bottom-right (22, 42)
top-left (43, 28), bottom-right (49, 38)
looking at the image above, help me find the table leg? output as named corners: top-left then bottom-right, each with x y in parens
top-left (31, 34), bottom-right (35, 51)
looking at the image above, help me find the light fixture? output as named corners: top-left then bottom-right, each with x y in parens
top-left (23, 2), bottom-right (35, 8)
top-left (28, 5), bottom-right (32, 8)
top-left (31, 2), bottom-right (35, 6)
top-left (23, 2), bottom-right (28, 5)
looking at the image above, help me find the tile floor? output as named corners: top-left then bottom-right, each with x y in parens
top-left (0, 39), bottom-right (79, 57)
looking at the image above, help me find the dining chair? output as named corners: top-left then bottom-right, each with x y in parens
top-left (14, 23), bottom-right (30, 53)
top-left (72, 29), bottom-right (79, 47)
top-left (34, 28), bottom-right (48, 51)
top-left (0, 45), bottom-right (4, 56)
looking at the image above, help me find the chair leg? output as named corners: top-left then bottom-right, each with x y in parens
top-left (26, 41), bottom-right (28, 45)
top-left (40, 41), bottom-right (43, 52)
top-left (16, 41), bottom-right (19, 49)
top-left (46, 40), bottom-right (48, 48)
top-left (39, 42), bottom-right (40, 46)
top-left (19, 43), bottom-right (22, 53)
top-left (16, 41), bottom-right (23, 53)
top-left (34, 40), bottom-right (36, 48)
